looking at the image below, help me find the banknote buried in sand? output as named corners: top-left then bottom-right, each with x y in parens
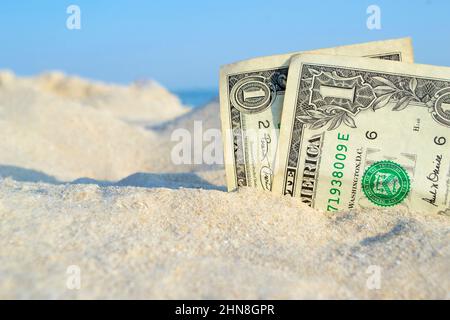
top-left (219, 38), bottom-right (450, 215)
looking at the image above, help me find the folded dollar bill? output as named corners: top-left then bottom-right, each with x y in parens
top-left (272, 54), bottom-right (450, 215)
top-left (220, 38), bottom-right (414, 193)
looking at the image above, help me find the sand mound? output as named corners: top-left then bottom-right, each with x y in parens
top-left (0, 180), bottom-right (448, 299)
top-left (0, 76), bottom-right (171, 182)
top-left (153, 98), bottom-right (220, 132)
top-left (148, 100), bottom-right (224, 173)
top-left (0, 71), bottom-right (199, 182)
top-left (2, 70), bottom-right (189, 125)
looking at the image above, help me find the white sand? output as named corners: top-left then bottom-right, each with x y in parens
top-left (29, 71), bottom-right (188, 125)
top-left (0, 71), bottom-right (191, 182)
top-left (0, 72), bottom-right (448, 299)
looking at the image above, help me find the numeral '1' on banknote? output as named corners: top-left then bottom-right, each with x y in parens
top-left (272, 54), bottom-right (450, 215)
top-left (220, 38), bottom-right (414, 192)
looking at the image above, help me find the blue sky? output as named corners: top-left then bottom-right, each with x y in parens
top-left (0, 0), bottom-right (448, 90)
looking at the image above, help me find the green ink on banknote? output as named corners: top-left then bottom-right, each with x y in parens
top-left (327, 133), bottom-right (350, 211)
top-left (362, 160), bottom-right (410, 207)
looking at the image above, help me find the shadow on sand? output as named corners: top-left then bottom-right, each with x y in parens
top-left (0, 165), bottom-right (224, 191)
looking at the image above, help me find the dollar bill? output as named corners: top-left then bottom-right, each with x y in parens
top-left (272, 54), bottom-right (450, 215)
top-left (220, 38), bottom-right (414, 192)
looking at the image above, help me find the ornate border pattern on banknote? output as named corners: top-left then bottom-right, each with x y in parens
top-left (228, 67), bottom-right (289, 187)
top-left (283, 63), bottom-right (450, 194)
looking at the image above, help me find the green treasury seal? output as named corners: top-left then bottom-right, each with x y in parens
top-left (362, 160), bottom-right (410, 207)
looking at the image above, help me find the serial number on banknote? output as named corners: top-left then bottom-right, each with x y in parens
top-left (327, 133), bottom-right (350, 211)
